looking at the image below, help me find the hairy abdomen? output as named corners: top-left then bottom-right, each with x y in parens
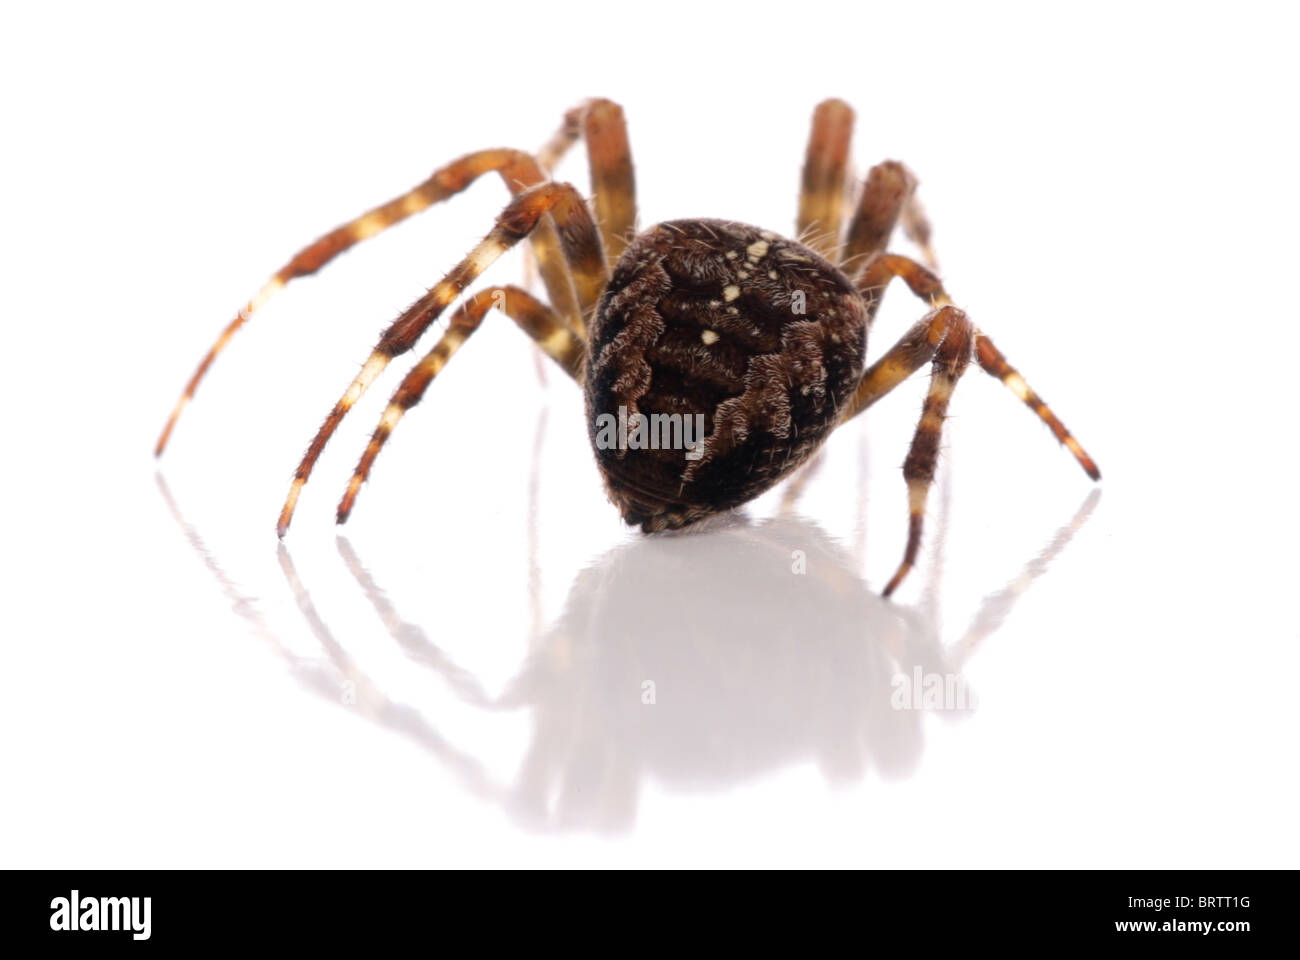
top-left (585, 219), bottom-right (867, 531)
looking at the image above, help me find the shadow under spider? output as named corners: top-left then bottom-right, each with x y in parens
top-left (156, 438), bottom-right (1100, 837)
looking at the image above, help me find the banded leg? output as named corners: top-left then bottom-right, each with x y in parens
top-left (518, 104), bottom-right (618, 335)
top-left (836, 254), bottom-right (950, 421)
top-left (840, 302), bottom-right (1098, 596)
top-left (277, 181), bottom-right (606, 537)
top-left (528, 105), bottom-right (586, 304)
top-left (841, 156), bottom-right (936, 279)
top-left (536, 98), bottom-right (638, 269)
top-left (974, 334), bottom-right (1100, 480)
top-left (841, 306), bottom-right (952, 421)
top-left (883, 306), bottom-right (975, 597)
top-left (842, 161), bottom-right (917, 273)
top-left (156, 148), bottom-right (581, 456)
top-left (854, 251), bottom-right (947, 322)
top-left (336, 286), bottom-right (584, 523)
top-left (848, 253), bottom-right (1099, 480)
top-left (847, 156), bottom-right (937, 274)
top-left (797, 99), bottom-right (855, 261)
top-left (585, 100), bottom-right (637, 266)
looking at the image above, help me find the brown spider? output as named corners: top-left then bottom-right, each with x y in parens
top-left (156, 98), bottom-right (1099, 597)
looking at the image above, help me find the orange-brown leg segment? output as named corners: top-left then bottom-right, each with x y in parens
top-left (973, 334), bottom-right (1100, 480)
top-left (842, 161), bottom-right (917, 273)
top-left (336, 286), bottom-right (584, 524)
top-left (536, 104), bottom-right (585, 174)
top-left (584, 100), bottom-right (637, 266)
top-left (841, 307), bottom-right (952, 421)
top-left (841, 301), bottom-right (1098, 597)
top-left (882, 306), bottom-right (974, 597)
top-left (854, 251), bottom-right (947, 323)
top-left (841, 153), bottom-right (938, 284)
top-left (277, 181), bottom-right (606, 537)
top-left (535, 98), bottom-right (637, 272)
top-left (797, 99), bottom-right (855, 261)
top-left (847, 253), bottom-right (1099, 481)
top-left (155, 148), bottom-right (581, 457)
top-left (901, 192), bottom-right (939, 272)
top-left (528, 104), bottom-right (587, 308)
top-left (840, 253), bottom-right (952, 421)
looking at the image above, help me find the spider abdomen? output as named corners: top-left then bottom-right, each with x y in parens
top-left (585, 219), bottom-right (868, 531)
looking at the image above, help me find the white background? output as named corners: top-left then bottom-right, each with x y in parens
top-left (2, 1), bottom-right (1297, 867)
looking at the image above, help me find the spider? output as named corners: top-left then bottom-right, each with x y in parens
top-left (156, 98), bottom-right (1100, 597)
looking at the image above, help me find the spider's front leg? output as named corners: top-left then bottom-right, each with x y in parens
top-left (881, 304), bottom-right (973, 597)
top-left (846, 253), bottom-right (1099, 482)
top-left (277, 181), bottom-right (607, 537)
top-left (154, 148), bottom-right (583, 456)
top-left (837, 252), bottom-right (1099, 596)
top-left (798, 98), bottom-right (938, 276)
top-left (537, 98), bottom-right (637, 267)
top-left (798, 99), bottom-right (855, 261)
top-left (158, 97), bottom-right (638, 457)
top-left (336, 285), bottom-right (584, 524)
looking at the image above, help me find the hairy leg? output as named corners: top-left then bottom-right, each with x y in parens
top-left (797, 99), bottom-right (855, 261)
top-left (336, 286), bottom-right (584, 523)
top-left (536, 98), bottom-right (637, 268)
top-left (846, 254), bottom-right (1098, 480)
top-left (277, 181), bottom-right (606, 536)
top-left (883, 306), bottom-right (974, 597)
top-left (842, 161), bottom-right (916, 274)
top-left (156, 148), bottom-right (580, 454)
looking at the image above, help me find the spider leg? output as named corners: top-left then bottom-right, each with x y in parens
top-left (840, 305), bottom-right (952, 421)
top-left (839, 152), bottom-right (941, 283)
top-left (539, 99), bottom-right (637, 270)
top-left (854, 252), bottom-right (947, 325)
top-left (535, 102), bottom-right (585, 173)
top-left (521, 99), bottom-right (634, 353)
top-left (797, 99), bottom-right (855, 262)
top-left (846, 253), bottom-right (1099, 480)
top-left (336, 286), bottom-right (584, 523)
top-left (972, 333), bottom-right (1100, 480)
top-left (585, 100), bottom-right (637, 267)
top-left (882, 305), bottom-right (974, 598)
top-left (842, 161), bottom-right (917, 273)
top-left (277, 181), bottom-right (606, 537)
top-left (901, 190), bottom-right (939, 273)
top-left (156, 148), bottom-right (581, 456)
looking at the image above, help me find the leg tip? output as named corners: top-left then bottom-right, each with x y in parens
top-left (882, 563), bottom-right (911, 599)
top-left (337, 476), bottom-right (364, 526)
top-left (1063, 432), bottom-right (1101, 482)
top-left (156, 401), bottom-right (187, 458)
top-left (814, 97), bottom-right (854, 118)
top-left (1075, 449), bottom-right (1101, 481)
top-left (278, 478), bottom-right (305, 539)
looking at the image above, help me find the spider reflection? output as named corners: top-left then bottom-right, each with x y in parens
top-left (157, 467), bottom-right (1097, 834)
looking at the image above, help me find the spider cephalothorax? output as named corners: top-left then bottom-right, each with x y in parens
top-left (587, 219), bottom-right (867, 531)
top-left (156, 98), bottom-right (1099, 596)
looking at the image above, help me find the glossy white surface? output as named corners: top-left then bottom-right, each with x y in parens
top-left (3, 2), bottom-right (1297, 867)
